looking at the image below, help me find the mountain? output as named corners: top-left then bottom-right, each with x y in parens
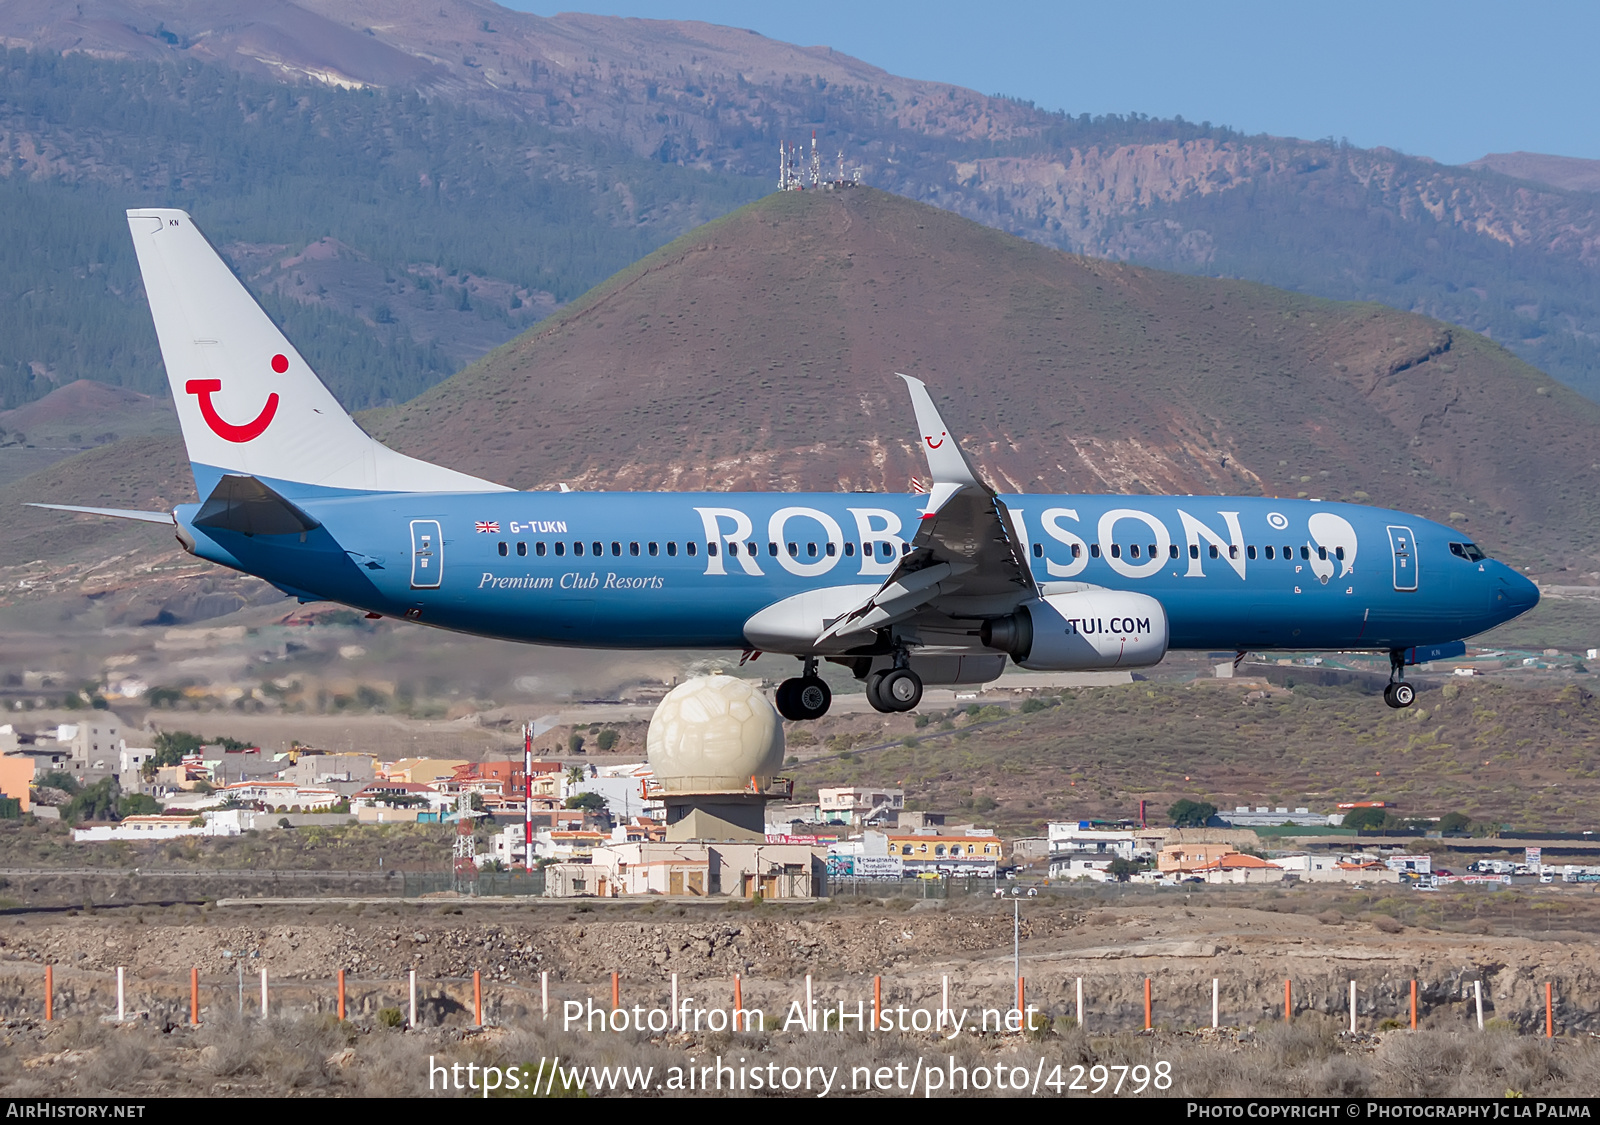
top-left (367, 188), bottom-right (1600, 574)
top-left (4, 2), bottom-right (1600, 409)
top-left (13, 188), bottom-right (1600, 630)
top-left (1470, 152), bottom-right (1600, 194)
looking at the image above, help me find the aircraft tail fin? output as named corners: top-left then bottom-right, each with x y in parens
top-left (125, 209), bottom-right (509, 497)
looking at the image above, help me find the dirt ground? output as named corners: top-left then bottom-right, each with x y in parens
top-left (1, 887), bottom-right (1598, 1096)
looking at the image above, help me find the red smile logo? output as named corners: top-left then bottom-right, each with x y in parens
top-left (925, 432), bottom-right (945, 449)
top-left (185, 354), bottom-right (283, 443)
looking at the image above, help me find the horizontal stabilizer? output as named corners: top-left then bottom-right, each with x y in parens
top-left (27, 503), bottom-right (173, 525)
top-left (194, 474), bottom-right (321, 536)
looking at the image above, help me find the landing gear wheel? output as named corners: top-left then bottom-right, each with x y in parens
top-left (865, 670), bottom-right (892, 714)
top-left (776, 676), bottom-right (831, 720)
top-left (878, 667), bottom-right (923, 712)
top-left (1383, 682), bottom-right (1415, 709)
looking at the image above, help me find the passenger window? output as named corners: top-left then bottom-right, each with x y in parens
top-left (611, 542), bottom-right (621, 556)
top-left (769, 542), bottom-right (779, 556)
top-left (901, 543), bottom-right (910, 555)
top-left (807, 542), bottom-right (817, 557)
top-left (1032, 543), bottom-right (1042, 558)
top-left (1208, 545), bottom-right (1219, 559)
top-left (629, 542), bottom-right (640, 556)
top-left (748, 542), bottom-right (758, 557)
top-left (1071, 544), bottom-right (1082, 559)
top-left (1335, 546), bottom-right (1345, 560)
top-left (708, 542), bottom-right (719, 557)
top-left (1168, 544), bottom-right (1179, 559)
top-left (1283, 545), bottom-right (1292, 558)
top-left (667, 542), bottom-right (677, 557)
top-left (1265, 546), bottom-right (1274, 559)
top-left (574, 541), bottom-right (584, 556)
top-left (826, 542), bottom-right (836, 557)
top-left (648, 542), bottom-right (658, 556)
top-left (536, 542), bottom-right (547, 557)
top-left (1229, 545), bottom-right (1238, 559)
top-left (1189, 544), bottom-right (1200, 560)
top-left (1149, 544), bottom-right (1157, 559)
top-left (1090, 544), bottom-right (1101, 558)
top-left (517, 542), bottom-right (527, 556)
top-left (787, 542), bottom-right (798, 557)
top-left (592, 542), bottom-right (602, 556)
top-left (1110, 544), bottom-right (1122, 559)
top-left (844, 542), bottom-right (855, 557)
top-left (1300, 546), bottom-right (1310, 560)
top-left (1317, 545), bottom-right (1327, 560)
top-left (687, 542), bottom-right (697, 556)
top-left (555, 542), bottom-right (566, 557)
top-left (1247, 545), bottom-right (1257, 560)
top-left (497, 542), bottom-right (507, 557)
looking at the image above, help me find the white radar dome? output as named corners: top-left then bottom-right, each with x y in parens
top-left (646, 674), bottom-right (784, 792)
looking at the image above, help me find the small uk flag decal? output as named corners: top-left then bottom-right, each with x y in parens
top-left (475, 521), bottom-right (500, 534)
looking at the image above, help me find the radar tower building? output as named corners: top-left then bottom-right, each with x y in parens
top-left (644, 673), bottom-right (792, 842)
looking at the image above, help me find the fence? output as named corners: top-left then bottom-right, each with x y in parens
top-left (400, 870), bottom-right (545, 897)
top-left (0, 964), bottom-right (1586, 1038)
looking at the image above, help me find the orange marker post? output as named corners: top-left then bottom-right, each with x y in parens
top-left (1284, 978), bottom-right (1292, 1023)
top-left (190, 967), bottom-right (199, 1026)
top-left (734, 974), bottom-right (743, 1030)
top-left (873, 975), bottom-right (881, 1032)
top-left (611, 971), bottom-right (619, 1010)
top-left (474, 970), bottom-right (483, 1028)
top-left (44, 964), bottom-right (52, 1021)
top-left (1545, 982), bottom-right (1553, 1038)
top-left (338, 969), bottom-right (346, 1021)
top-left (1144, 978), bottom-right (1152, 1031)
top-left (1017, 977), bottom-right (1025, 1028)
top-left (1409, 979), bottom-right (1417, 1030)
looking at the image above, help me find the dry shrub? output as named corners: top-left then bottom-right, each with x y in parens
top-left (1371, 914), bottom-right (1404, 933)
top-left (78, 1034), bottom-right (153, 1095)
top-left (1316, 910), bottom-right (1344, 926)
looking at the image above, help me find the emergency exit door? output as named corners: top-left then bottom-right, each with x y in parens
top-left (410, 520), bottom-right (442, 589)
top-left (1387, 525), bottom-right (1417, 592)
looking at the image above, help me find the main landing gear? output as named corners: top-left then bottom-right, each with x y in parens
top-left (1384, 649), bottom-right (1416, 709)
top-left (775, 658), bottom-right (832, 721)
top-left (866, 661), bottom-right (922, 714)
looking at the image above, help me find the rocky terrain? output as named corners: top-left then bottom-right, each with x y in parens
top-left (0, 891), bottom-right (1597, 1096)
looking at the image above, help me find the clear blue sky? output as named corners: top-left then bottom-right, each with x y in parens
top-left (503, 1), bottom-right (1600, 166)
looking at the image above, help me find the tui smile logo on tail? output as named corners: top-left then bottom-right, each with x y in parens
top-left (184, 354), bottom-right (283, 442)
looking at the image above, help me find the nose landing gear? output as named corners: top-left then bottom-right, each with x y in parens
top-left (1384, 649), bottom-right (1416, 709)
top-left (775, 657), bottom-right (832, 721)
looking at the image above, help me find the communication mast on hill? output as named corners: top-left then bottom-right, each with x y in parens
top-left (778, 134), bottom-right (860, 191)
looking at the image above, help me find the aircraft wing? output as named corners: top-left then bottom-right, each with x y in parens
top-left (817, 375), bottom-right (1035, 644)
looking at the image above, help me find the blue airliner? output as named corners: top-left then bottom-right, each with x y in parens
top-left (34, 210), bottom-right (1539, 720)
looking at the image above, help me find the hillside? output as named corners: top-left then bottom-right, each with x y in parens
top-left (3, 4), bottom-right (1600, 407)
top-left (365, 187), bottom-right (1600, 576)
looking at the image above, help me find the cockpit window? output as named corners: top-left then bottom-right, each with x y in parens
top-left (1449, 542), bottom-right (1488, 562)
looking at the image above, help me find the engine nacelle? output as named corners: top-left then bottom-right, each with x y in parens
top-left (981, 590), bottom-right (1169, 670)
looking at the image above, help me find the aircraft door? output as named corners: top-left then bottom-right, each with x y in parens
top-left (1386, 525), bottom-right (1417, 592)
top-left (410, 520), bottom-right (443, 589)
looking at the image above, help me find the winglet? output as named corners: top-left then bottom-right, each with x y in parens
top-left (897, 374), bottom-right (983, 490)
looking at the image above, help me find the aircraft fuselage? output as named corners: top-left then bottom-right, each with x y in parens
top-left (176, 485), bottom-right (1537, 653)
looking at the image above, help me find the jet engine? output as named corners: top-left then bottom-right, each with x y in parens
top-left (981, 590), bottom-right (1169, 670)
